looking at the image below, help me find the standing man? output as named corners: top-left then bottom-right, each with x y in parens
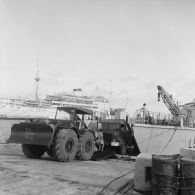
top-left (95, 129), bottom-right (104, 151)
top-left (140, 103), bottom-right (149, 123)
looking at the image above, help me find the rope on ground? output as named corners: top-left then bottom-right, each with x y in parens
top-left (114, 181), bottom-right (130, 194)
top-left (124, 184), bottom-right (135, 195)
top-left (98, 168), bottom-right (135, 195)
top-left (115, 182), bottom-right (135, 195)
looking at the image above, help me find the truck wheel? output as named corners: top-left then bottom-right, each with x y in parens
top-left (54, 129), bottom-right (78, 162)
top-left (22, 144), bottom-right (46, 158)
top-left (47, 146), bottom-right (55, 158)
top-left (113, 144), bottom-right (127, 155)
top-left (77, 131), bottom-right (95, 160)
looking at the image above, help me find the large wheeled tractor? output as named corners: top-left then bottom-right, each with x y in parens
top-left (7, 107), bottom-right (96, 162)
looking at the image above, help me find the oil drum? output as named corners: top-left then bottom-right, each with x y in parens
top-left (180, 157), bottom-right (195, 195)
top-left (152, 154), bottom-right (179, 195)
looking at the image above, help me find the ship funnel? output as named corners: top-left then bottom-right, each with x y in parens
top-left (73, 88), bottom-right (82, 96)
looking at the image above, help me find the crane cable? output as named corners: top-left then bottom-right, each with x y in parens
top-left (146, 125), bottom-right (153, 152)
top-left (160, 127), bottom-right (177, 154)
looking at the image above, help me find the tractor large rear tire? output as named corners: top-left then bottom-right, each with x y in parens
top-left (54, 129), bottom-right (78, 162)
top-left (77, 131), bottom-right (95, 161)
top-left (22, 144), bottom-right (46, 158)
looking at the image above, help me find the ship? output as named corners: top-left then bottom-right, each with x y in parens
top-left (132, 86), bottom-right (195, 155)
top-left (0, 91), bottom-right (110, 119)
top-left (0, 65), bottom-right (110, 119)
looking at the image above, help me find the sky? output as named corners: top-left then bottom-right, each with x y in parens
top-left (1, 0), bottom-right (195, 116)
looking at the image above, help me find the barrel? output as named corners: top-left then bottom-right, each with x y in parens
top-left (152, 154), bottom-right (179, 195)
top-left (180, 157), bottom-right (195, 195)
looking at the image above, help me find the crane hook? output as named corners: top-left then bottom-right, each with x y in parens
top-left (158, 92), bottom-right (160, 102)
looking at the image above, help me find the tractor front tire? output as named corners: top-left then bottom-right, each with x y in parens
top-left (22, 144), bottom-right (46, 158)
top-left (54, 129), bottom-right (78, 162)
top-left (77, 131), bottom-right (95, 161)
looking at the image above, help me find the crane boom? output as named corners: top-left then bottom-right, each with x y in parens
top-left (157, 85), bottom-right (182, 117)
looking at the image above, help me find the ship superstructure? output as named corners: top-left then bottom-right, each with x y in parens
top-left (45, 92), bottom-right (110, 118)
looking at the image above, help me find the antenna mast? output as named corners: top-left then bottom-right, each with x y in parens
top-left (35, 59), bottom-right (40, 102)
top-left (109, 80), bottom-right (112, 116)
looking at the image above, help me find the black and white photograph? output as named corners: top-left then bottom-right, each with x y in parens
top-left (1, 0), bottom-right (195, 194)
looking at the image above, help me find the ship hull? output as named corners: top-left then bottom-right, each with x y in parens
top-left (133, 124), bottom-right (195, 154)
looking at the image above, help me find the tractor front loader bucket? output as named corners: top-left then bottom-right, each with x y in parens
top-left (6, 122), bottom-right (54, 146)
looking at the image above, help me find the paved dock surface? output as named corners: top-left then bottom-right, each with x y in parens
top-left (0, 144), bottom-right (140, 195)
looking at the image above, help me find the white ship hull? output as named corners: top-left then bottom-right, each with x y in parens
top-left (0, 104), bottom-right (56, 119)
top-left (134, 124), bottom-right (195, 154)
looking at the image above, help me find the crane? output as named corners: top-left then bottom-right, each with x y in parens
top-left (157, 86), bottom-right (182, 123)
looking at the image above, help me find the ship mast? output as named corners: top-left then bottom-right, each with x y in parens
top-left (109, 80), bottom-right (112, 116)
top-left (35, 59), bottom-right (40, 102)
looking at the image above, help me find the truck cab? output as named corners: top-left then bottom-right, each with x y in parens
top-left (89, 119), bottom-right (134, 155)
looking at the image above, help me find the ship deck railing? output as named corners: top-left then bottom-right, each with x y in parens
top-left (134, 110), bottom-right (180, 126)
